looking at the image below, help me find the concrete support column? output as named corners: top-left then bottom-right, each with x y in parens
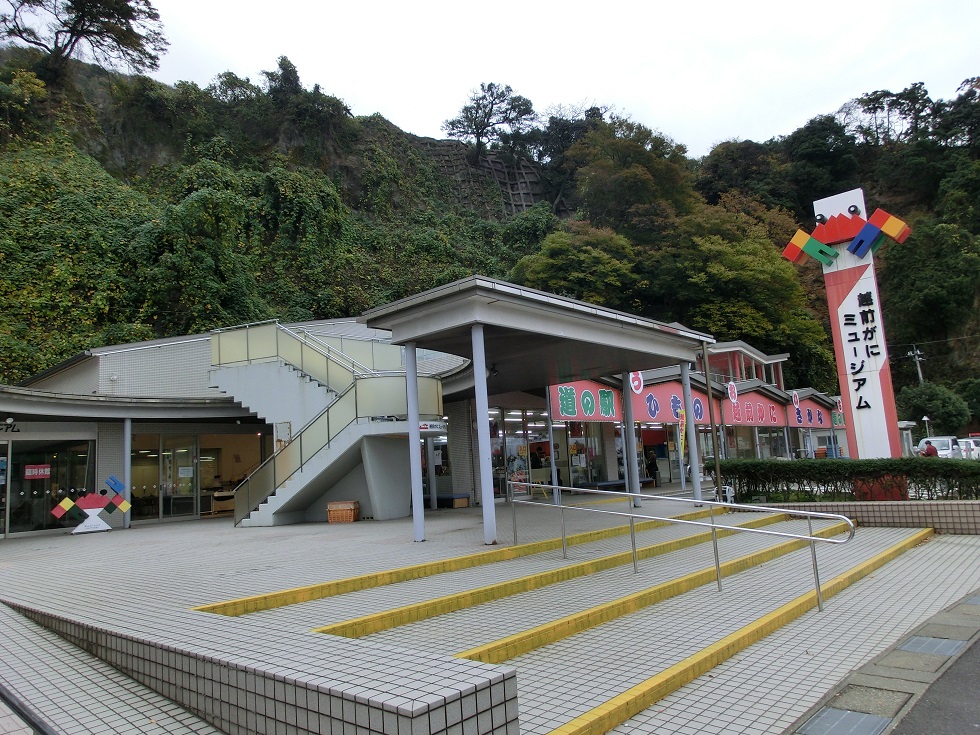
top-left (681, 362), bottom-right (703, 502)
top-left (406, 342), bottom-right (425, 542)
top-left (546, 391), bottom-right (559, 498)
top-left (701, 341), bottom-right (722, 498)
top-left (471, 325), bottom-right (497, 544)
top-left (621, 372), bottom-right (641, 507)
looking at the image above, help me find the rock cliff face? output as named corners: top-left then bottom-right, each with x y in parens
top-left (108, 103), bottom-right (552, 221)
top-left (0, 46), bottom-right (550, 222)
top-left (478, 154), bottom-right (566, 217)
top-left (416, 139), bottom-right (556, 218)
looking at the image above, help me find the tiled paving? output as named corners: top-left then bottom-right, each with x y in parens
top-left (506, 528), bottom-right (918, 735)
top-left (245, 514), bottom-right (817, 636)
top-left (354, 518), bottom-right (846, 656)
top-left (612, 534), bottom-right (980, 735)
top-left (1, 495), bottom-right (979, 735)
top-left (0, 700), bottom-right (31, 735)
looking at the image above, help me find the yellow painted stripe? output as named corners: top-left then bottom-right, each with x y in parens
top-left (314, 514), bottom-right (791, 637)
top-left (192, 508), bottom-right (717, 615)
top-left (457, 520), bottom-right (852, 663)
top-left (545, 528), bottom-right (934, 735)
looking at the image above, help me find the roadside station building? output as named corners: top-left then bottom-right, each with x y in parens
top-left (0, 277), bottom-right (844, 540)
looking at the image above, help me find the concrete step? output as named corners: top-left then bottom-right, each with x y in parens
top-left (202, 508), bottom-right (799, 622)
top-left (195, 506), bottom-right (921, 735)
top-left (506, 527), bottom-right (924, 735)
top-left (0, 603), bottom-right (222, 735)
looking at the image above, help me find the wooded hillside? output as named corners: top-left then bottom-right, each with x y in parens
top-left (1, 47), bottom-right (977, 432)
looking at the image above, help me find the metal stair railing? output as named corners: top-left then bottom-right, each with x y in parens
top-left (213, 320), bottom-right (442, 526)
top-left (279, 325), bottom-right (376, 380)
top-left (212, 320), bottom-right (357, 393)
top-left (508, 483), bottom-right (856, 612)
top-left (232, 383), bottom-right (358, 526)
top-left (232, 371), bottom-right (442, 526)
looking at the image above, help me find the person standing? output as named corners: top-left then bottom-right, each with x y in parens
top-left (919, 440), bottom-right (938, 457)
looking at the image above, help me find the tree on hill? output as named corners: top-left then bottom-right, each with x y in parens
top-left (509, 221), bottom-right (637, 311)
top-left (443, 82), bottom-right (535, 163)
top-left (0, 0), bottom-right (168, 80)
top-left (0, 67), bottom-right (46, 141)
top-left (566, 116), bottom-right (696, 243)
top-left (896, 381), bottom-right (971, 437)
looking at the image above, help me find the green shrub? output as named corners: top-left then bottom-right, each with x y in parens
top-left (718, 458), bottom-right (980, 502)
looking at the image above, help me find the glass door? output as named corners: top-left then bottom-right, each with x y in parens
top-left (162, 435), bottom-right (197, 518)
top-left (131, 434), bottom-right (161, 520)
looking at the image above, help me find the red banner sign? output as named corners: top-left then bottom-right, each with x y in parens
top-left (24, 464), bottom-right (51, 480)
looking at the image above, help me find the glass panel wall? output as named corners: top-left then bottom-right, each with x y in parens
top-left (0, 442), bottom-right (7, 536)
top-left (131, 431), bottom-right (265, 523)
top-left (565, 421), bottom-right (604, 488)
top-left (486, 409), bottom-right (561, 495)
top-left (5, 440), bottom-right (95, 533)
top-left (525, 412), bottom-right (554, 487)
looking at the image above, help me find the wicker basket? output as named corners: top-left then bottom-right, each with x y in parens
top-left (327, 500), bottom-right (359, 523)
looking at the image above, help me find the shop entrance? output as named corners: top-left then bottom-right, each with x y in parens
top-left (486, 409), bottom-right (613, 495)
top-left (131, 432), bottom-right (265, 522)
top-left (162, 435), bottom-right (197, 518)
top-left (489, 409), bottom-right (556, 496)
top-left (131, 434), bottom-right (198, 521)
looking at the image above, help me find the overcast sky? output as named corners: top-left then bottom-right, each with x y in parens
top-left (149, 0), bottom-right (978, 158)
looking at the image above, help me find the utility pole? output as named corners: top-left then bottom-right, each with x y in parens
top-left (906, 345), bottom-right (925, 384)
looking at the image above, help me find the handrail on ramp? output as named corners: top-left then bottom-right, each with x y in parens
top-left (508, 482), bottom-right (856, 612)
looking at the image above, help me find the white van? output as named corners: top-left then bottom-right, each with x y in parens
top-left (958, 437), bottom-right (980, 460)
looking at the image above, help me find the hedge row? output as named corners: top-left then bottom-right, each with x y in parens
top-left (716, 458), bottom-right (980, 502)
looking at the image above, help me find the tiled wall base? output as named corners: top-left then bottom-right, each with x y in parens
top-left (761, 501), bottom-right (980, 534)
top-left (8, 605), bottom-right (519, 735)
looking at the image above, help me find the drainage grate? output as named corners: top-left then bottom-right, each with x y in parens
top-left (898, 636), bottom-right (967, 657)
top-left (798, 707), bottom-right (891, 735)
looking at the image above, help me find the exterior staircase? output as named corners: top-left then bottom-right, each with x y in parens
top-left (208, 321), bottom-right (442, 526)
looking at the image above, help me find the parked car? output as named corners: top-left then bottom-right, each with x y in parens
top-left (917, 436), bottom-right (963, 458)
top-left (958, 437), bottom-right (980, 460)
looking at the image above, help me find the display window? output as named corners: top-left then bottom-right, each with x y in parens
top-left (4, 440), bottom-right (95, 533)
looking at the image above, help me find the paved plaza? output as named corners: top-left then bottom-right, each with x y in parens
top-left (2, 493), bottom-right (980, 735)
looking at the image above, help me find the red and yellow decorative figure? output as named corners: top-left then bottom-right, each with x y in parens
top-left (51, 474), bottom-right (131, 534)
top-left (782, 189), bottom-right (909, 459)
